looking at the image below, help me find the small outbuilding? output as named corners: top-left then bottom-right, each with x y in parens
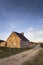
top-left (0, 40), bottom-right (6, 47)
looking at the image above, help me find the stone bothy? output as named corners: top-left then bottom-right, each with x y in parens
top-left (6, 31), bottom-right (30, 48)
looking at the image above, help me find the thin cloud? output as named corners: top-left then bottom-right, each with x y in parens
top-left (25, 27), bottom-right (43, 42)
top-left (0, 15), bottom-right (22, 40)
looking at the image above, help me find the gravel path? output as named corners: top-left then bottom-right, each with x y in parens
top-left (0, 45), bottom-right (41, 65)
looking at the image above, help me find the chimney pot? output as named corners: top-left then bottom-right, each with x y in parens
top-left (20, 32), bottom-right (24, 36)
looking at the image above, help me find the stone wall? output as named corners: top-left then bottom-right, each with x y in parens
top-left (6, 32), bottom-right (21, 48)
top-left (20, 41), bottom-right (29, 48)
top-left (0, 42), bottom-right (6, 47)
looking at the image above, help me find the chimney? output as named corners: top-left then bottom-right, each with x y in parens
top-left (20, 32), bottom-right (24, 36)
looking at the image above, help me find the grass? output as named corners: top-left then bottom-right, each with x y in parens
top-left (23, 48), bottom-right (43, 65)
top-left (0, 47), bottom-right (31, 59)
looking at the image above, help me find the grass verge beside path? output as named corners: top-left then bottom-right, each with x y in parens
top-left (0, 47), bottom-right (31, 59)
top-left (23, 48), bottom-right (43, 65)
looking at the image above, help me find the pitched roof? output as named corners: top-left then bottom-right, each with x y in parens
top-left (12, 32), bottom-right (30, 41)
top-left (0, 40), bottom-right (5, 43)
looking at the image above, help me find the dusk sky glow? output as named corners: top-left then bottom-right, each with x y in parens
top-left (0, 0), bottom-right (43, 42)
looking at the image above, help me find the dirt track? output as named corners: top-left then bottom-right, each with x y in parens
top-left (0, 45), bottom-right (41, 65)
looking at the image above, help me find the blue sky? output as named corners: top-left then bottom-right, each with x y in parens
top-left (0, 0), bottom-right (43, 42)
